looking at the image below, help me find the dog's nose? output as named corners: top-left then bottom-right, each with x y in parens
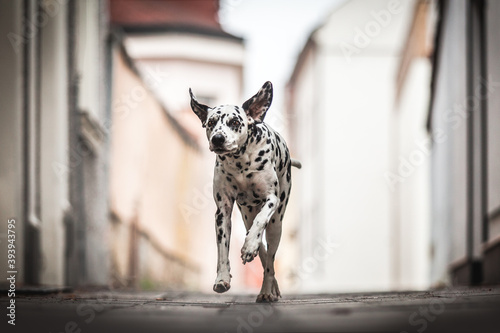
top-left (211, 134), bottom-right (225, 147)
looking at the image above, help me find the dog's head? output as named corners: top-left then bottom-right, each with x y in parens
top-left (189, 81), bottom-right (273, 155)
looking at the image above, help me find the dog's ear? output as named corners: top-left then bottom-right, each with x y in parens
top-left (242, 81), bottom-right (273, 122)
top-left (189, 88), bottom-right (209, 124)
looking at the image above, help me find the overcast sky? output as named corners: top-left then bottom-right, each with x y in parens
top-left (219, 0), bottom-right (346, 121)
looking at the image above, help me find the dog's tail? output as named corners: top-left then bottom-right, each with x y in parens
top-left (291, 159), bottom-right (302, 169)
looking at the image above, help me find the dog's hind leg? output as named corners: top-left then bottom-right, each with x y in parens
top-left (256, 216), bottom-right (282, 303)
top-left (256, 179), bottom-right (291, 303)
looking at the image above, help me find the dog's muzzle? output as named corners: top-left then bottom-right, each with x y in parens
top-left (211, 133), bottom-right (225, 147)
top-left (210, 133), bottom-right (231, 154)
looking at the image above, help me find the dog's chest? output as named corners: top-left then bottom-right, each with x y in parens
top-left (232, 171), bottom-right (273, 206)
top-left (216, 150), bottom-right (278, 204)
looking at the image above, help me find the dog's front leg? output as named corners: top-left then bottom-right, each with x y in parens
top-left (241, 194), bottom-right (278, 264)
top-left (213, 190), bottom-right (234, 293)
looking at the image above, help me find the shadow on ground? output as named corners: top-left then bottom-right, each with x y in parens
top-left (1, 287), bottom-right (499, 333)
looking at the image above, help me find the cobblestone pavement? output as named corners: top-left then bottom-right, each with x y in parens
top-left (1, 287), bottom-right (499, 333)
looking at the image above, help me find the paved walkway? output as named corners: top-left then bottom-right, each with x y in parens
top-left (2, 287), bottom-right (499, 332)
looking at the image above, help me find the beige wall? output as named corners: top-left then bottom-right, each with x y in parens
top-left (110, 46), bottom-right (202, 288)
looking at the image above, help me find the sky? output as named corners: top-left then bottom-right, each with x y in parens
top-left (219, 0), bottom-right (346, 124)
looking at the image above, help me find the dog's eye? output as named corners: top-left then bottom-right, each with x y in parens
top-left (207, 120), bottom-right (215, 127)
top-left (230, 119), bottom-right (240, 127)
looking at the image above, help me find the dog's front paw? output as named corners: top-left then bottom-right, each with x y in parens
top-left (213, 280), bottom-right (231, 293)
top-left (241, 239), bottom-right (259, 264)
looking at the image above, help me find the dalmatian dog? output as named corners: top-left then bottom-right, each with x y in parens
top-left (189, 81), bottom-right (301, 302)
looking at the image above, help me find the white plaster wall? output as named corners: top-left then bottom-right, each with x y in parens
top-left (319, 55), bottom-right (396, 292)
top-left (39, 1), bottom-right (69, 285)
top-left (290, 0), bottom-right (418, 292)
top-left (396, 59), bottom-right (431, 290)
top-left (287, 47), bottom-right (323, 292)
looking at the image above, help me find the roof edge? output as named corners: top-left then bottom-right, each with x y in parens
top-left (287, 36), bottom-right (317, 87)
top-left (287, 0), bottom-right (350, 86)
top-left (426, 0), bottom-right (446, 133)
top-left (115, 23), bottom-right (244, 43)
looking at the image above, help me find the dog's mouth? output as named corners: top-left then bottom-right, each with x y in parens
top-left (211, 147), bottom-right (233, 155)
top-left (210, 145), bottom-right (238, 155)
top-left (211, 148), bottom-right (226, 154)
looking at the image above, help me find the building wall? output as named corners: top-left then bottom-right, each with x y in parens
top-left (0, 0), bottom-right (110, 288)
top-left (77, 0), bottom-right (110, 286)
top-left (288, 0), bottom-right (420, 292)
top-left (484, 0), bottom-right (500, 284)
top-left (388, 0), bottom-right (433, 290)
top-left (486, 0), bottom-right (500, 240)
top-left (429, 0), bottom-right (468, 284)
top-left (429, 0), bottom-right (500, 285)
top-left (110, 44), bottom-right (242, 290)
top-left (38, 0), bottom-right (70, 286)
top-left (394, 58), bottom-right (432, 289)
top-left (0, 0), bottom-right (25, 286)
top-left (284, 45), bottom-right (318, 291)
